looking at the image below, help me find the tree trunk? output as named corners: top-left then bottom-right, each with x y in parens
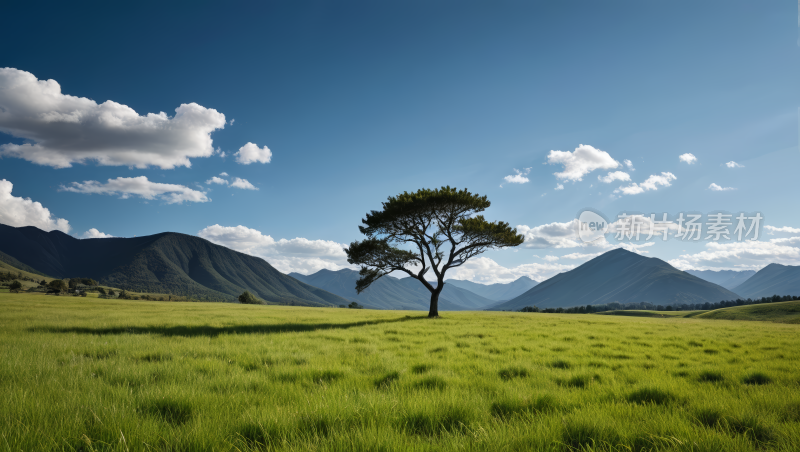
top-left (428, 289), bottom-right (441, 318)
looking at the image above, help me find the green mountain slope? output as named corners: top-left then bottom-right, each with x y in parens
top-left (446, 276), bottom-right (538, 301)
top-left (686, 269), bottom-right (755, 290)
top-left (694, 300), bottom-right (800, 324)
top-left (0, 224), bottom-right (351, 306)
top-left (491, 249), bottom-right (741, 311)
top-left (289, 268), bottom-right (495, 310)
top-left (729, 264), bottom-right (800, 299)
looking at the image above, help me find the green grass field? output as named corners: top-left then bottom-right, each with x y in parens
top-left (2, 293), bottom-right (799, 451)
top-left (694, 300), bottom-right (800, 324)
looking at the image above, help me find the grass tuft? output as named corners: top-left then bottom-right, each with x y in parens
top-left (498, 366), bottom-right (529, 380)
top-left (742, 372), bottom-right (772, 385)
top-left (374, 371), bottom-right (400, 389)
top-left (627, 387), bottom-right (676, 405)
top-left (550, 359), bottom-right (571, 369)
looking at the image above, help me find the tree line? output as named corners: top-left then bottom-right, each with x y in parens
top-left (518, 294), bottom-right (799, 314)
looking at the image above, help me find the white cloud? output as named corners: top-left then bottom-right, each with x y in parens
top-left (230, 177), bottom-right (258, 190)
top-left (669, 237), bottom-right (800, 271)
top-left (206, 176), bottom-right (228, 185)
top-left (219, 172), bottom-right (229, 176)
top-left (445, 256), bottom-right (574, 284)
top-left (725, 161), bottom-right (744, 168)
top-left (0, 68), bottom-right (226, 169)
top-left (679, 153), bottom-right (697, 164)
top-left (555, 183), bottom-right (564, 190)
top-left (547, 144), bottom-right (619, 181)
top-left (765, 225), bottom-right (800, 235)
top-left (560, 251), bottom-right (603, 260)
top-left (235, 142), bottom-right (272, 165)
top-left (502, 167), bottom-right (531, 185)
top-left (60, 176), bottom-right (209, 204)
top-left (598, 171), bottom-right (631, 183)
top-left (615, 172), bottom-right (676, 195)
top-left (708, 183), bottom-right (734, 192)
top-left (82, 228), bottom-right (113, 239)
top-left (542, 255), bottom-right (560, 262)
top-left (230, 119), bottom-right (235, 125)
top-left (517, 220), bottom-right (613, 250)
top-left (0, 179), bottom-right (71, 232)
top-left (197, 224), bottom-right (350, 274)
top-left (623, 159), bottom-right (635, 170)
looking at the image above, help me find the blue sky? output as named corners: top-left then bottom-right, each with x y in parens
top-left (1, 0), bottom-right (798, 282)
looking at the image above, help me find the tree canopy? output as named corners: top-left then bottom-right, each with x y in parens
top-left (345, 187), bottom-right (524, 317)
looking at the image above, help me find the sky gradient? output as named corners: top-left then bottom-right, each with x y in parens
top-left (1, 0), bottom-right (798, 283)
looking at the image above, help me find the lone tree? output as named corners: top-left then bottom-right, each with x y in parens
top-left (345, 187), bottom-right (524, 317)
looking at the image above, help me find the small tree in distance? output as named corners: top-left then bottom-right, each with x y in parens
top-left (238, 291), bottom-right (260, 304)
top-left (346, 187), bottom-right (524, 318)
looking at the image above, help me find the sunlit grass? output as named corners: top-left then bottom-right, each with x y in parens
top-left (1, 293), bottom-right (799, 451)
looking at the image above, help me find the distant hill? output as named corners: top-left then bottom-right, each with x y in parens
top-left (445, 276), bottom-right (538, 301)
top-left (695, 300), bottom-right (800, 324)
top-left (0, 224), bottom-right (351, 306)
top-left (730, 264), bottom-right (800, 299)
top-left (686, 269), bottom-right (755, 290)
top-left (288, 268), bottom-right (495, 311)
top-left (491, 249), bottom-right (741, 311)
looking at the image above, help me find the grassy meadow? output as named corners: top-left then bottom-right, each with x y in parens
top-left (1, 294), bottom-right (800, 451)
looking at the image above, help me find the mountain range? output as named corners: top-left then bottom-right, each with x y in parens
top-left (288, 268), bottom-right (496, 310)
top-left (729, 263), bottom-right (800, 299)
top-left (491, 249), bottom-right (742, 310)
top-left (0, 224), bottom-right (351, 306)
top-left (685, 269), bottom-right (755, 290)
top-left (445, 276), bottom-right (538, 301)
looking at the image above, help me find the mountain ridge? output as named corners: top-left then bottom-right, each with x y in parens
top-left (445, 276), bottom-right (538, 301)
top-left (491, 249), bottom-right (741, 310)
top-left (730, 263), bottom-right (800, 299)
top-left (0, 223), bottom-right (351, 306)
top-left (289, 268), bottom-right (495, 311)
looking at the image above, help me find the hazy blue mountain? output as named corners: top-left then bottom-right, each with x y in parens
top-left (686, 269), bottom-right (755, 290)
top-left (0, 223), bottom-right (351, 306)
top-left (730, 264), bottom-right (800, 299)
top-left (446, 276), bottom-right (538, 301)
top-left (492, 249), bottom-right (741, 310)
top-left (289, 268), bottom-right (495, 311)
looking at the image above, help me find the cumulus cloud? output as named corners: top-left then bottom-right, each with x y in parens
top-left (502, 168), bottom-right (531, 186)
top-left (725, 161), bottom-right (744, 168)
top-left (235, 142), bottom-right (272, 165)
top-left (615, 172), bottom-right (676, 195)
top-left (598, 171), bottom-right (631, 183)
top-left (623, 159), bottom-right (635, 170)
top-left (230, 177), bottom-right (258, 190)
top-left (547, 144), bottom-right (619, 181)
top-left (206, 176), bottom-right (228, 185)
top-left (669, 237), bottom-right (800, 271)
top-left (516, 220), bottom-right (613, 250)
top-left (0, 179), bottom-right (70, 232)
top-left (0, 68), bottom-right (226, 169)
top-left (708, 183), bottom-right (734, 192)
top-left (555, 184), bottom-right (564, 191)
top-left (60, 176), bottom-right (209, 204)
top-left (445, 256), bottom-right (574, 284)
top-left (219, 172), bottom-right (229, 176)
top-left (679, 153), bottom-right (697, 164)
top-left (198, 224), bottom-right (350, 274)
top-left (82, 228), bottom-right (113, 239)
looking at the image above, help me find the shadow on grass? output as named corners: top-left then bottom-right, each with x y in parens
top-left (30, 316), bottom-right (426, 337)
